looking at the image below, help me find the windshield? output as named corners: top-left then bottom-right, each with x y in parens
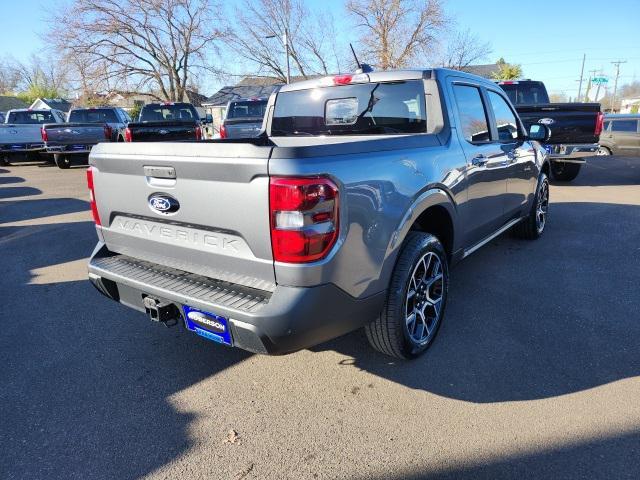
top-left (499, 82), bottom-right (550, 105)
top-left (271, 80), bottom-right (426, 136)
top-left (139, 103), bottom-right (198, 122)
top-left (7, 110), bottom-right (55, 124)
top-left (69, 109), bottom-right (118, 123)
top-left (227, 100), bottom-right (267, 120)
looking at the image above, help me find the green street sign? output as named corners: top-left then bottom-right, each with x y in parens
top-left (591, 77), bottom-right (608, 84)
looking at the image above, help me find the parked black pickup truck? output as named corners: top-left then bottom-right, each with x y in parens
top-left (124, 102), bottom-right (203, 142)
top-left (42, 107), bottom-right (131, 169)
top-left (498, 80), bottom-right (603, 181)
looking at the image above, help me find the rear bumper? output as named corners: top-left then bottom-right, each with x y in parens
top-left (0, 143), bottom-right (45, 153)
top-left (548, 143), bottom-right (599, 162)
top-left (45, 145), bottom-right (94, 154)
top-left (88, 243), bottom-right (385, 355)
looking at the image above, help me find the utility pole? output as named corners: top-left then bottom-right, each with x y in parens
top-left (283, 28), bottom-right (290, 84)
top-left (610, 60), bottom-right (627, 112)
top-left (266, 29), bottom-right (291, 84)
top-left (577, 54), bottom-right (586, 102)
top-left (584, 69), bottom-right (598, 102)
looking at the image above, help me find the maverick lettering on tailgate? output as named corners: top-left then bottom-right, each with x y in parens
top-left (116, 219), bottom-right (241, 253)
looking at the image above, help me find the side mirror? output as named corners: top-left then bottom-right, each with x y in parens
top-left (202, 114), bottom-right (213, 123)
top-left (528, 123), bottom-right (551, 142)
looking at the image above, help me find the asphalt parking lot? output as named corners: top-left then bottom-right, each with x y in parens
top-left (1, 156), bottom-right (639, 480)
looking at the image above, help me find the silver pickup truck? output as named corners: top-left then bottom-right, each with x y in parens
top-left (0, 109), bottom-right (66, 165)
top-left (87, 68), bottom-right (551, 359)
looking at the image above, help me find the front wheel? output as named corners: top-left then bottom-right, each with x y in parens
top-left (54, 154), bottom-right (71, 169)
top-left (596, 146), bottom-right (611, 156)
top-left (365, 232), bottom-right (449, 359)
top-left (551, 161), bottom-right (581, 182)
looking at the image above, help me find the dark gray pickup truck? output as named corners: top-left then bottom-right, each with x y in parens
top-left (42, 107), bottom-right (131, 169)
top-left (498, 80), bottom-right (603, 181)
top-left (87, 68), bottom-right (551, 359)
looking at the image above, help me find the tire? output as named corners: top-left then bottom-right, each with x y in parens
top-left (596, 146), bottom-right (611, 156)
top-left (54, 154), bottom-right (71, 169)
top-left (0, 155), bottom-right (8, 166)
top-left (551, 161), bottom-right (581, 182)
top-left (365, 232), bottom-right (449, 359)
top-left (513, 172), bottom-right (549, 240)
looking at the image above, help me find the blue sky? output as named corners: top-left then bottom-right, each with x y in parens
top-left (3, 0), bottom-right (639, 98)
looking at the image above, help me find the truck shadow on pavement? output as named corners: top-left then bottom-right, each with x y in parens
top-left (1, 213), bottom-right (251, 479)
top-left (562, 155), bottom-right (640, 186)
top-left (320, 199), bottom-right (640, 403)
top-left (357, 430), bottom-right (640, 480)
top-left (0, 175), bottom-right (25, 185)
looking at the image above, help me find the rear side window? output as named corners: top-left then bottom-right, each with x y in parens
top-left (271, 80), bottom-right (426, 136)
top-left (69, 109), bottom-right (118, 123)
top-left (7, 111), bottom-right (55, 124)
top-left (227, 101), bottom-right (267, 120)
top-left (140, 104), bottom-right (197, 122)
top-left (487, 91), bottom-right (519, 141)
top-left (453, 85), bottom-right (490, 143)
top-left (610, 120), bottom-right (638, 132)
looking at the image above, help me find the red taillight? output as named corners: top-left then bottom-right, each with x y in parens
top-left (104, 124), bottom-right (113, 140)
top-left (269, 177), bottom-right (339, 263)
top-left (595, 111), bottom-right (604, 136)
top-left (86, 167), bottom-right (101, 226)
top-left (124, 127), bottom-right (132, 142)
top-left (333, 74), bottom-right (353, 85)
top-left (195, 125), bottom-right (202, 140)
top-left (219, 124), bottom-right (227, 139)
top-left (41, 127), bottom-right (48, 142)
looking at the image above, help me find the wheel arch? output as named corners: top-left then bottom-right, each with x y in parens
top-left (378, 189), bottom-right (458, 292)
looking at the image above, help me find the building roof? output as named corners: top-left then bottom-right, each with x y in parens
top-left (30, 98), bottom-right (73, 112)
top-left (0, 95), bottom-right (28, 111)
top-left (459, 63), bottom-right (501, 78)
top-left (204, 84), bottom-right (280, 107)
top-left (184, 90), bottom-right (208, 107)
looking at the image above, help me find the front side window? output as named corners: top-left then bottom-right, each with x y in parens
top-left (611, 120), bottom-right (638, 133)
top-left (453, 85), bottom-right (490, 143)
top-left (488, 91), bottom-right (519, 141)
top-left (271, 80), bottom-right (426, 136)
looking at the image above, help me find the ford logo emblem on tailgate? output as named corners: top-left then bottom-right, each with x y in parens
top-left (148, 193), bottom-right (180, 215)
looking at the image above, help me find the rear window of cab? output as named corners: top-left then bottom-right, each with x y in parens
top-left (271, 80), bottom-right (426, 136)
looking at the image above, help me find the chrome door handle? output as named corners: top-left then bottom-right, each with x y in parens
top-left (472, 154), bottom-right (489, 166)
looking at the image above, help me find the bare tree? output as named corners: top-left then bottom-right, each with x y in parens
top-left (346, 0), bottom-right (447, 70)
top-left (49, 0), bottom-right (224, 101)
top-left (224, 0), bottom-right (343, 83)
top-left (440, 28), bottom-right (492, 70)
top-left (0, 58), bottom-right (21, 94)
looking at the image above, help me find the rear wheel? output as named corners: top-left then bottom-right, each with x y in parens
top-left (0, 155), bottom-right (8, 166)
top-left (551, 161), bottom-right (581, 182)
top-left (513, 173), bottom-right (549, 240)
top-left (596, 146), bottom-right (611, 156)
top-left (54, 154), bottom-right (71, 169)
top-left (365, 232), bottom-right (449, 359)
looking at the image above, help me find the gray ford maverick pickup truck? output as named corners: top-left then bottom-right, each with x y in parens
top-left (87, 68), bottom-right (551, 359)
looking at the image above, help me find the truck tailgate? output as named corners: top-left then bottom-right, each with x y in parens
top-left (90, 142), bottom-right (276, 291)
top-left (515, 103), bottom-right (601, 144)
top-left (44, 123), bottom-right (106, 144)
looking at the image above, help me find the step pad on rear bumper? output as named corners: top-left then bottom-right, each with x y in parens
top-left (90, 254), bottom-right (271, 313)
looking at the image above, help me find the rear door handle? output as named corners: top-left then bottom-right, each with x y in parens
top-left (472, 154), bottom-right (489, 166)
